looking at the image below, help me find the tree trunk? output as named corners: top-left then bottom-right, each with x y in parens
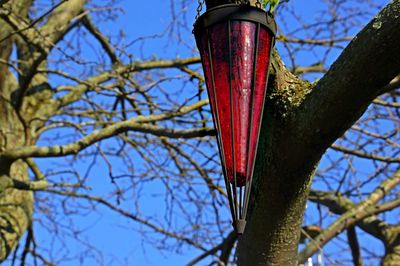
top-left (0, 0), bottom-right (86, 260)
top-left (236, 64), bottom-right (315, 265)
top-left (237, 124), bottom-right (314, 265)
top-left (0, 0), bottom-right (47, 261)
top-left (0, 21), bottom-right (34, 262)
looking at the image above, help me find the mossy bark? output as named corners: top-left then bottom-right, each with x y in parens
top-left (0, 0), bottom-right (48, 261)
top-left (382, 227), bottom-right (400, 266)
top-left (237, 110), bottom-right (315, 265)
top-left (0, 35), bottom-right (34, 265)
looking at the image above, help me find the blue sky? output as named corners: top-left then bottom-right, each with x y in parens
top-left (4, 0), bottom-right (393, 265)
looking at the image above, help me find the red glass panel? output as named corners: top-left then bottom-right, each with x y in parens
top-left (199, 23), bottom-right (234, 183)
top-left (208, 23), bottom-right (234, 183)
top-left (231, 21), bottom-right (256, 186)
top-left (199, 32), bottom-right (218, 131)
top-left (247, 27), bottom-right (273, 179)
top-left (198, 24), bottom-right (233, 180)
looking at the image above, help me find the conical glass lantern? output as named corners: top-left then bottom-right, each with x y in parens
top-left (193, 3), bottom-right (276, 234)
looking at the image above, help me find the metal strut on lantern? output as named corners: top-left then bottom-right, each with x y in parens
top-left (193, 0), bottom-right (276, 234)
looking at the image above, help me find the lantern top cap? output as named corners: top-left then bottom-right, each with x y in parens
top-left (193, 4), bottom-right (277, 37)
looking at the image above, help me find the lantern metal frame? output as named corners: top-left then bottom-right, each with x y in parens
top-left (193, 4), bottom-right (276, 234)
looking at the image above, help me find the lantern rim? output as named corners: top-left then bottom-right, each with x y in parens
top-left (193, 4), bottom-right (277, 38)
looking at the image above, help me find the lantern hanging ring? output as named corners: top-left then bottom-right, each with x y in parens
top-left (193, 2), bottom-right (276, 234)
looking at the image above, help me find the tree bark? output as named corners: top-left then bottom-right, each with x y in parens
top-left (237, 78), bottom-right (314, 264)
top-left (382, 226), bottom-right (400, 266)
top-left (0, 2), bottom-right (33, 262)
top-left (0, 0), bottom-right (86, 261)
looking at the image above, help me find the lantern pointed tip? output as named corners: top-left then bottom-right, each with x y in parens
top-left (235, 219), bottom-right (247, 235)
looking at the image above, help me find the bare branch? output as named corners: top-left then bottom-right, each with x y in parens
top-left (43, 189), bottom-right (207, 251)
top-left (1, 100), bottom-right (209, 160)
top-left (293, 1), bottom-right (400, 166)
top-left (187, 231), bottom-right (236, 266)
top-left (330, 144), bottom-right (400, 163)
top-left (81, 14), bottom-right (119, 64)
top-left (277, 35), bottom-right (352, 47)
top-left (347, 226), bottom-right (364, 266)
top-left (54, 57), bottom-right (201, 110)
top-left (299, 169), bottom-right (400, 262)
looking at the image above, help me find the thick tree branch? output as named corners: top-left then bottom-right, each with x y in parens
top-left (292, 63), bottom-right (327, 75)
top-left (39, 0), bottom-right (86, 46)
top-left (0, 0), bottom-right (87, 110)
top-left (309, 187), bottom-right (400, 266)
top-left (347, 226), bottom-right (364, 266)
top-left (299, 198), bottom-right (400, 263)
top-left (299, 170), bottom-right (400, 262)
top-left (293, 1), bottom-right (400, 166)
top-left (81, 14), bottom-right (118, 64)
top-left (276, 35), bottom-right (352, 47)
top-left (0, 100), bottom-right (209, 160)
top-left (0, 175), bottom-right (83, 192)
top-left (308, 190), bottom-right (387, 242)
top-left (330, 144), bottom-right (400, 163)
top-left (300, 225), bottom-right (323, 244)
top-left (381, 74), bottom-right (400, 93)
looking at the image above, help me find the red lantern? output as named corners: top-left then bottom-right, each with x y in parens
top-left (193, 3), bottom-right (276, 234)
